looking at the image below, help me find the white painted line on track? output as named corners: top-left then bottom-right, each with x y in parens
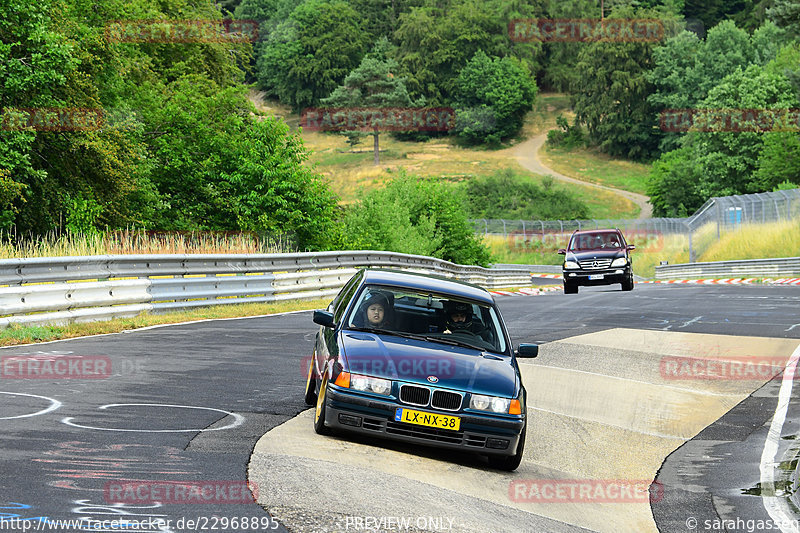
top-left (679, 316), bottom-right (703, 328)
top-left (760, 343), bottom-right (800, 533)
top-left (0, 391), bottom-right (62, 419)
top-left (61, 403), bottom-right (244, 432)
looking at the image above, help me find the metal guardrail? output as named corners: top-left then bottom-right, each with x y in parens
top-left (0, 251), bottom-right (533, 328)
top-left (655, 257), bottom-right (800, 279)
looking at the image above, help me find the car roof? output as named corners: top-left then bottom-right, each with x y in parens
top-left (360, 269), bottom-right (494, 305)
top-left (572, 228), bottom-right (623, 235)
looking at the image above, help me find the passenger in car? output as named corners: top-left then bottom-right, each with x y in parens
top-left (353, 292), bottom-right (394, 329)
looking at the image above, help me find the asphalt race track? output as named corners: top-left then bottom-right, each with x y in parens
top-left (1, 283), bottom-right (799, 533)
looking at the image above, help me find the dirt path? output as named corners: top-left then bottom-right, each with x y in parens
top-left (511, 133), bottom-right (653, 219)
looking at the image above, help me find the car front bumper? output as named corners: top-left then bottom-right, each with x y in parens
top-left (325, 387), bottom-right (524, 457)
top-left (563, 266), bottom-right (631, 286)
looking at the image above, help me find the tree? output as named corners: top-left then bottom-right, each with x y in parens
top-left (454, 51), bottom-right (538, 145)
top-left (393, 0), bottom-right (543, 105)
top-left (647, 20), bottom-right (785, 154)
top-left (541, 0), bottom-right (601, 91)
top-left (572, 7), bottom-right (669, 160)
top-left (321, 38), bottom-right (418, 165)
top-left (768, 0), bottom-right (800, 39)
top-left (648, 62), bottom-right (799, 215)
top-left (255, 0), bottom-right (370, 111)
top-left (0, 0), bottom-right (75, 231)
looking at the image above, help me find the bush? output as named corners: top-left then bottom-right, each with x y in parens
top-left (343, 173), bottom-right (492, 266)
top-left (460, 169), bottom-right (590, 220)
top-left (546, 114), bottom-right (585, 150)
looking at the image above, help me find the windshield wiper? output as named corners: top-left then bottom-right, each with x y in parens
top-left (423, 335), bottom-right (483, 351)
top-left (348, 327), bottom-right (428, 341)
top-left (349, 327), bottom-right (485, 350)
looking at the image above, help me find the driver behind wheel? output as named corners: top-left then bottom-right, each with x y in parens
top-left (444, 301), bottom-right (473, 333)
top-left (442, 301), bottom-right (494, 346)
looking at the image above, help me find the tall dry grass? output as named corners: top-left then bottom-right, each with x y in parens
top-left (0, 230), bottom-right (295, 259)
top-left (699, 220), bottom-right (800, 262)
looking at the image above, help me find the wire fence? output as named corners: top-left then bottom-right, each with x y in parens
top-left (473, 189), bottom-right (800, 262)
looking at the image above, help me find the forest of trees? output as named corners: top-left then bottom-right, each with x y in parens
top-left (2, 0), bottom-right (799, 264)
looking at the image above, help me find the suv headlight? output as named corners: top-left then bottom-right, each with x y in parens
top-left (564, 261), bottom-right (579, 269)
top-left (470, 394), bottom-right (521, 414)
top-left (610, 257), bottom-right (627, 267)
top-left (350, 374), bottom-right (392, 395)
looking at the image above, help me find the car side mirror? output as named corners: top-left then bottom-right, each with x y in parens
top-left (313, 310), bottom-right (336, 328)
top-left (627, 244), bottom-right (636, 251)
top-left (516, 344), bottom-right (538, 358)
top-left (557, 249), bottom-right (566, 255)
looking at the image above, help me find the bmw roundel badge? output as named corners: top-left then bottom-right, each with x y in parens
top-left (427, 376), bottom-right (439, 383)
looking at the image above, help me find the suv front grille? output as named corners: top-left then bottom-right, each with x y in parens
top-left (431, 390), bottom-right (462, 411)
top-left (399, 384), bottom-right (430, 406)
top-left (579, 258), bottom-right (612, 269)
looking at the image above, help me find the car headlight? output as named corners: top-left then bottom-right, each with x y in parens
top-left (563, 261), bottom-right (579, 269)
top-left (610, 257), bottom-right (627, 267)
top-left (470, 394), bottom-right (521, 414)
top-left (349, 374), bottom-right (392, 395)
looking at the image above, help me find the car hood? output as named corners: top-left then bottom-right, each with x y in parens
top-left (339, 331), bottom-right (517, 398)
top-left (567, 249), bottom-right (625, 262)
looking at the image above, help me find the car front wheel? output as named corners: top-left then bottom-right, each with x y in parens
top-left (564, 281), bottom-right (578, 294)
top-left (488, 422), bottom-right (526, 471)
top-left (304, 355), bottom-right (317, 406)
top-left (313, 373), bottom-right (332, 435)
top-left (621, 274), bottom-right (634, 291)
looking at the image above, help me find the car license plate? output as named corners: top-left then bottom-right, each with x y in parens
top-left (588, 274), bottom-right (604, 280)
top-left (395, 408), bottom-right (460, 431)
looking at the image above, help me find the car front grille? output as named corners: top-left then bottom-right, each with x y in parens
top-left (579, 258), bottom-right (612, 269)
top-left (399, 384), bottom-right (431, 406)
top-left (431, 390), bottom-right (462, 411)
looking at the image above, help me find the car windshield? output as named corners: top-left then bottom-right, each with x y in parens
top-left (568, 232), bottom-right (623, 251)
top-left (346, 285), bottom-right (506, 353)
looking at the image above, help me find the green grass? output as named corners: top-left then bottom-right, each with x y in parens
top-left (540, 144), bottom-right (652, 196)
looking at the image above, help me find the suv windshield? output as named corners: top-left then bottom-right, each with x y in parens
top-left (568, 232), bottom-right (624, 251)
top-left (346, 285), bottom-right (506, 353)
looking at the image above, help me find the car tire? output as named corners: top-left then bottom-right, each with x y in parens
top-left (564, 281), bottom-right (578, 294)
top-left (621, 274), bottom-right (634, 292)
top-left (488, 421), bottom-right (526, 472)
top-left (304, 355), bottom-right (317, 406)
top-left (313, 373), bottom-right (332, 435)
